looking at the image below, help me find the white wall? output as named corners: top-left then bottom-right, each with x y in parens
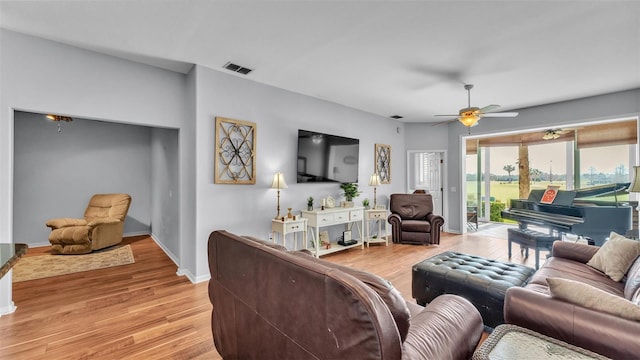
top-left (13, 112), bottom-right (153, 246)
top-left (406, 88), bottom-right (640, 234)
top-left (191, 65), bottom-right (406, 279)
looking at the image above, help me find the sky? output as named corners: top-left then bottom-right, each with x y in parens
top-left (470, 143), bottom-right (631, 176)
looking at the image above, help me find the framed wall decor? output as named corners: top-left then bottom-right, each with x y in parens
top-left (375, 143), bottom-right (391, 184)
top-left (215, 117), bottom-right (257, 184)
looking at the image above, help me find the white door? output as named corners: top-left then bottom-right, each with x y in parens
top-left (408, 151), bottom-right (444, 216)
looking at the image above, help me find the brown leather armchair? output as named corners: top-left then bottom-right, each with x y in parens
top-left (208, 230), bottom-right (483, 360)
top-left (46, 193), bottom-right (131, 254)
top-left (388, 193), bottom-right (444, 245)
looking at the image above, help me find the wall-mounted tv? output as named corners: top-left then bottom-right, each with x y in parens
top-left (297, 129), bottom-right (359, 183)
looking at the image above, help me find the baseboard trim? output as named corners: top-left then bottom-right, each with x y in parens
top-left (123, 231), bottom-right (151, 237)
top-left (149, 233), bottom-right (179, 267)
top-left (24, 241), bottom-right (51, 248)
top-left (177, 267), bottom-right (210, 284)
top-left (0, 302), bottom-right (16, 317)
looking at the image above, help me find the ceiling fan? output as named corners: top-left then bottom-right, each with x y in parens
top-left (542, 128), bottom-right (570, 140)
top-left (434, 84), bottom-right (519, 130)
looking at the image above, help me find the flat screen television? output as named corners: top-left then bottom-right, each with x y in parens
top-left (297, 129), bottom-right (359, 183)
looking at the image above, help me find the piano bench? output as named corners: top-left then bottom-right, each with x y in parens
top-left (507, 228), bottom-right (560, 269)
top-left (412, 252), bottom-right (535, 329)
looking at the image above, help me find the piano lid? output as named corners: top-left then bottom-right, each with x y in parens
top-left (574, 182), bottom-right (630, 198)
top-left (526, 182), bottom-right (630, 207)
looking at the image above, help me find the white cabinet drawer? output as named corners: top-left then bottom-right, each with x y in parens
top-left (316, 213), bottom-right (334, 224)
top-left (334, 211), bottom-right (350, 222)
top-left (350, 210), bottom-right (363, 221)
top-left (367, 211), bottom-right (386, 220)
top-left (285, 222), bottom-right (305, 232)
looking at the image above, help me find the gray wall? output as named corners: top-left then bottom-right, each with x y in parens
top-left (1, 29), bottom-right (406, 285)
top-left (13, 111), bottom-right (152, 245)
top-left (406, 88), bottom-right (640, 234)
top-left (191, 65), bottom-right (406, 277)
top-left (150, 127), bottom-right (180, 260)
top-left (0, 29), bottom-right (190, 312)
top-left (4, 27), bottom-right (635, 286)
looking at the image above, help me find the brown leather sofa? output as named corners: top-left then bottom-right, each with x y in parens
top-left (504, 241), bottom-right (640, 359)
top-left (388, 193), bottom-right (444, 245)
top-left (208, 230), bottom-right (483, 360)
top-left (46, 193), bottom-right (131, 254)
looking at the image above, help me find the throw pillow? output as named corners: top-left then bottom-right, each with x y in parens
top-left (547, 277), bottom-right (640, 321)
top-left (587, 232), bottom-right (640, 281)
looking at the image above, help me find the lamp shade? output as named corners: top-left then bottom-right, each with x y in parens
top-left (458, 114), bottom-right (479, 127)
top-left (271, 172), bottom-right (288, 190)
top-left (630, 166), bottom-right (640, 192)
top-left (369, 173), bottom-right (381, 187)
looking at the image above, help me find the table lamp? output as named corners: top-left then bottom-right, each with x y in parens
top-left (369, 172), bottom-right (381, 208)
top-left (271, 172), bottom-right (288, 219)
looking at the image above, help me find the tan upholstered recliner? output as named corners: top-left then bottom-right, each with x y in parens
top-left (46, 194), bottom-right (131, 254)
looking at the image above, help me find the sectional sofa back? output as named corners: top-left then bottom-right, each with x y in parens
top-left (207, 230), bottom-right (402, 360)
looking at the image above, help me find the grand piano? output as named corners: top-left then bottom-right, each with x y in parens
top-left (501, 183), bottom-right (632, 246)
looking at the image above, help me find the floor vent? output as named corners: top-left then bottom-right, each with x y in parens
top-left (223, 62), bottom-right (253, 75)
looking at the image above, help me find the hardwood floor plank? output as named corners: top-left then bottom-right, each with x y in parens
top-left (0, 229), bottom-right (540, 359)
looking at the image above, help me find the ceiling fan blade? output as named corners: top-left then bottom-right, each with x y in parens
top-left (435, 114), bottom-right (459, 117)
top-left (482, 112), bottom-right (519, 118)
top-left (431, 118), bottom-right (457, 126)
top-left (479, 104), bottom-right (501, 113)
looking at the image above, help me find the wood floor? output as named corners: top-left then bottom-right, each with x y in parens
top-left (0, 230), bottom-right (543, 359)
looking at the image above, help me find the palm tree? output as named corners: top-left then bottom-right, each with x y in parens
top-left (503, 164), bottom-right (515, 183)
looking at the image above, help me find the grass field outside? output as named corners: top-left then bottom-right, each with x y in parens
top-left (467, 180), bottom-right (629, 209)
top-left (466, 180), bottom-right (567, 206)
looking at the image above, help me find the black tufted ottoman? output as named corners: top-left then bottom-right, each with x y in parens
top-left (412, 251), bottom-right (535, 328)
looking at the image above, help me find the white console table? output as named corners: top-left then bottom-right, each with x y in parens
top-left (301, 207), bottom-right (364, 257)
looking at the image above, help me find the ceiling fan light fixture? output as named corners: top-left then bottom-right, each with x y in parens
top-left (543, 129), bottom-right (561, 140)
top-left (458, 108), bottom-right (480, 127)
top-left (46, 114), bottom-right (73, 122)
top-left (459, 114), bottom-right (479, 127)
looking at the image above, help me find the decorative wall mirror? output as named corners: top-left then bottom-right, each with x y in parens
top-left (214, 117), bottom-right (257, 184)
top-left (375, 143), bottom-right (391, 184)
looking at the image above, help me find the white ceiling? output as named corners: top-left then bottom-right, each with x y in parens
top-left (1, 1), bottom-right (639, 123)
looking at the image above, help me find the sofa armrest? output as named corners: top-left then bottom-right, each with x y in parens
top-left (86, 218), bottom-right (121, 227)
top-left (387, 213), bottom-right (402, 225)
top-left (426, 213), bottom-right (444, 226)
top-left (551, 241), bottom-right (599, 263)
top-left (45, 218), bottom-right (87, 229)
top-left (403, 294), bottom-right (483, 360)
top-left (505, 286), bottom-right (640, 359)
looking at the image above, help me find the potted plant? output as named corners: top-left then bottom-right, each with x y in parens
top-left (362, 198), bottom-right (370, 210)
top-left (307, 196), bottom-right (314, 211)
top-left (340, 183), bottom-right (360, 207)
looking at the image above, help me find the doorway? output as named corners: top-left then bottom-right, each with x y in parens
top-left (407, 150), bottom-right (446, 216)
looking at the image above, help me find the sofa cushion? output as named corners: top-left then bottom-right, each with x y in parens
top-left (624, 256), bottom-right (640, 300)
top-left (547, 277), bottom-right (640, 321)
top-left (587, 232), bottom-right (640, 282)
top-left (402, 219), bottom-right (431, 233)
top-left (291, 251), bottom-right (411, 342)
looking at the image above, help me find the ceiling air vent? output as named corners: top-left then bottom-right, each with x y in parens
top-left (223, 61), bottom-right (253, 75)
top-left (390, 115), bottom-right (404, 119)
